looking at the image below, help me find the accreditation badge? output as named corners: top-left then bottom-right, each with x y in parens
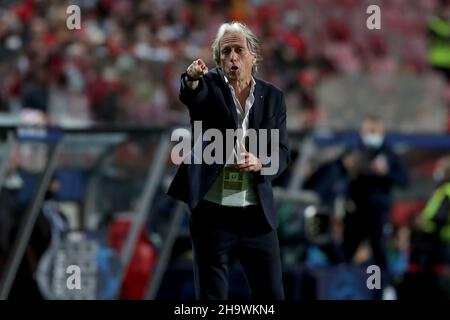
top-left (219, 166), bottom-right (256, 206)
top-left (223, 166), bottom-right (244, 191)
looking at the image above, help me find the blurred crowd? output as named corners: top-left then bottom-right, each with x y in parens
top-left (2, 0), bottom-right (450, 300)
top-left (1, 0), bottom-right (450, 129)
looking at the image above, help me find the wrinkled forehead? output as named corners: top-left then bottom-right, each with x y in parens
top-left (362, 119), bottom-right (384, 133)
top-left (220, 31), bottom-right (248, 49)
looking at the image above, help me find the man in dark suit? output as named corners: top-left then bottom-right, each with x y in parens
top-left (341, 115), bottom-right (409, 273)
top-left (167, 22), bottom-right (289, 300)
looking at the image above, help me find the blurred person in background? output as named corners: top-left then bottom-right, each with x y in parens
top-left (0, 148), bottom-right (52, 299)
top-left (403, 156), bottom-right (450, 299)
top-left (342, 115), bottom-right (409, 296)
top-left (419, 156), bottom-right (450, 267)
top-left (428, 0), bottom-right (450, 81)
top-left (427, 0), bottom-right (450, 132)
top-left (167, 22), bottom-right (289, 300)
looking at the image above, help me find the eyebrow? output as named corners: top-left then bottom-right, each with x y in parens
top-left (221, 44), bottom-right (244, 50)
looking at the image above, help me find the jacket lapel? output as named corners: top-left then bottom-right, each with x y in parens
top-left (214, 68), bottom-right (238, 128)
top-left (250, 79), bottom-right (264, 130)
top-left (221, 85), bottom-right (238, 128)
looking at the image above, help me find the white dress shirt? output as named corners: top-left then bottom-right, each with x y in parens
top-left (203, 76), bottom-right (259, 207)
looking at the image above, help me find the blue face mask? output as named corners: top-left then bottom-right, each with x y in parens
top-left (362, 133), bottom-right (384, 149)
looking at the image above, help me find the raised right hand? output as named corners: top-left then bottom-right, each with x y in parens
top-left (186, 59), bottom-right (208, 80)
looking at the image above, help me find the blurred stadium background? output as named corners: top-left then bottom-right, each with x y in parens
top-left (1, 0), bottom-right (450, 300)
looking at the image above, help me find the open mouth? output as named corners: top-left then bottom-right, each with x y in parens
top-left (230, 66), bottom-right (239, 71)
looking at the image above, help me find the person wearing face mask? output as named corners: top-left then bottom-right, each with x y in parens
top-left (340, 115), bottom-right (409, 294)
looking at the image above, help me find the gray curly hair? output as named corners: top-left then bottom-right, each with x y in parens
top-left (211, 22), bottom-right (262, 75)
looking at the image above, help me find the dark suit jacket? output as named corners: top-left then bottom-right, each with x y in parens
top-left (167, 67), bottom-right (289, 229)
top-left (345, 141), bottom-right (409, 215)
